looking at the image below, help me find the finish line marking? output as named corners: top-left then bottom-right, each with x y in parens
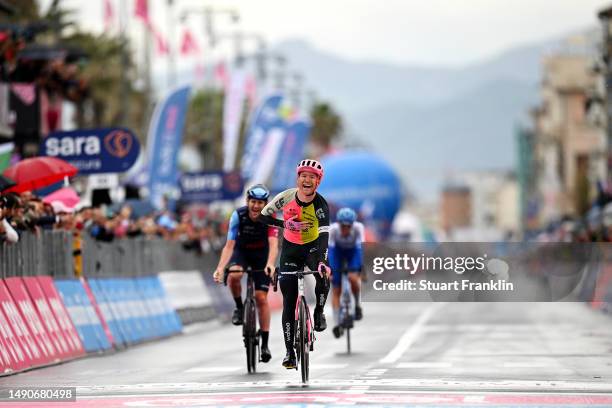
top-left (379, 303), bottom-right (445, 364)
top-left (75, 378), bottom-right (612, 395)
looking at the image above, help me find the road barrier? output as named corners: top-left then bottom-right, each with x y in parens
top-left (0, 230), bottom-right (233, 376)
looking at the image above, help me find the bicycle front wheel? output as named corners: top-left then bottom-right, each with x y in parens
top-left (298, 297), bottom-right (309, 383)
top-left (244, 298), bottom-right (258, 373)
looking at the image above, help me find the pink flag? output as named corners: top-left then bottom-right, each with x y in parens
top-left (215, 61), bottom-right (228, 89)
top-left (151, 26), bottom-right (169, 55)
top-left (103, 0), bottom-right (114, 31)
top-left (134, 0), bottom-right (149, 25)
top-left (180, 29), bottom-right (200, 56)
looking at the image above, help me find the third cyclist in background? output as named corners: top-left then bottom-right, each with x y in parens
top-left (329, 207), bottom-right (365, 338)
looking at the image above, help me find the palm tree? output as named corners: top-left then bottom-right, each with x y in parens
top-left (42, 1), bottom-right (146, 137)
top-left (310, 102), bottom-right (343, 149)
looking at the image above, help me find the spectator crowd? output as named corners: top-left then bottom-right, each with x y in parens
top-left (0, 190), bottom-right (228, 254)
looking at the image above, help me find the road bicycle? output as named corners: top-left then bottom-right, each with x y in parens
top-left (338, 268), bottom-right (354, 354)
top-left (224, 267), bottom-right (267, 373)
top-left (274, 269), bottom-right (319, 384)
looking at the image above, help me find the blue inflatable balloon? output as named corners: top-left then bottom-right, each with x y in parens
top-left (318, 151), bottom-right (403, 236)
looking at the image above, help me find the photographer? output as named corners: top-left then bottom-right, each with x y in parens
top-left (0, 196), bottom-right (18, 244)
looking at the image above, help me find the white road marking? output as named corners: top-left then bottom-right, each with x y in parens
top-left (396, 362), bottom-right (453, 368)
top-left (75, 378), bottom-right (612, 395)
top-left (379, 303), bottom-right (445, 364)
top-left (502, 361), bottom-right (552, 368)
top-left (184, 366), bottom-right (242, 373)
top-left (464, 395), bottom-right (486, 403)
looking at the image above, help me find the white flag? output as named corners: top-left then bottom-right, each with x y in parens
top-left (222, 68), bottom-right (247, 171)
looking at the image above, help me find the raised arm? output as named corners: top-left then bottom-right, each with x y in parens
top-left (259, 188), bottom-right (297, 228)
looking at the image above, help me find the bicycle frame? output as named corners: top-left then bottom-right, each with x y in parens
top-left (295, 273), bottom-right (313, 340)
top-left (340, 269), bottom-right (353, 354)
top-left (225, 267), bottom-right (268, 373)
top-left (276, 269), bottom-right (318, 383)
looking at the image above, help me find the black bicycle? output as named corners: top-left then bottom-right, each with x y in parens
top-left (338, 269), bottom-right (354, 354)
top-left (224, 267), bottom-right (267, 373)
top-left (274, 269), bottom-right (318, 384)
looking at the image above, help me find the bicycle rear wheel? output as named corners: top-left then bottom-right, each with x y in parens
top-left (346, 326), bottom-right (351, 354)
top-left (298, 297), bottom-right (309, 383)
top-left (244, 298), bottom-right (258, 373)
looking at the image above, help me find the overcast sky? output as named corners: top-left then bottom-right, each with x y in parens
top-left (43, 0), bottom-right (610, 67)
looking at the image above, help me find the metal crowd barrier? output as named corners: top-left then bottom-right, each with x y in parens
top-left (1, 230), bottom-right (74, 279)
top-left (1, 231), bottom-right (216, 279)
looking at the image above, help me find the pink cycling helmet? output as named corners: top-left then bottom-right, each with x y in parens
top-left (296, 159), bottom-right (324, 180)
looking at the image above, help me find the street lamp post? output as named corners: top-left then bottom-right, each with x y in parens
top-left (270, 53), bottom-right (287, 91)
top-left (289, 71), bottom-right (304, 111)
top-left (167, 0), bottom-right (176, 89)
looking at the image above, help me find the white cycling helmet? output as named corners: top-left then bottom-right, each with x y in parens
top-left (296, 159), bottom-right (324, 180)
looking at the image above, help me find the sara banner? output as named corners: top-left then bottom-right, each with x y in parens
top-left (40, 128), bottom-right (140, 174)
top-left (240, 93), bottom-right (284, 181)
top-left (270, 119), bottom-right (311, 191)
top-left (179, 171), bottom-right (244, 203)
top-left (222, 69), bottom-right (247, 172)
top-left (146, 86), bottom-right (191, 209)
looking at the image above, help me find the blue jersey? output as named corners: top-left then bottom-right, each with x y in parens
top-left (329, 222), bottom-right (365, 250)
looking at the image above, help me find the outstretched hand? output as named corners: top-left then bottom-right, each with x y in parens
top-left (285, 215), bottom-right (312, 232)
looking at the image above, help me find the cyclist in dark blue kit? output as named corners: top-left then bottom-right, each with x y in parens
top-left (214, 185), bottom-right (279, 363)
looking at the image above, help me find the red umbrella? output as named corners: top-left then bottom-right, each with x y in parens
top-left (3, 157), bottom-right (78, 193)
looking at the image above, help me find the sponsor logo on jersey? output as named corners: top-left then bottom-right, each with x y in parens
top-left (316, 208), bottom-right (325, 219)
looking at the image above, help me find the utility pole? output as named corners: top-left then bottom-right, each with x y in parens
top-left (167, 0), bottom-right (176, 89)
top-left (118, 0), bottom-right (130, 125)
top-left (142, 1), bottom-right (153, 140)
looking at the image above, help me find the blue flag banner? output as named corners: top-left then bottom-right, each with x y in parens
top-left (180, 170), bottom-right (244, 203)
top-left (146, 86), bottom-right (191, 209)
top-left (271, 119), bottom-right (311, 192)
top-left (41, 128), bottom-right (140, 174)
top-left (240, 93), bottom-right (284, 181)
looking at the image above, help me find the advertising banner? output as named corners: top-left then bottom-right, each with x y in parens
top-left (36, 276), bottom-right (85, 357)
top-left (271, 119), bottom-right (311, 191)
top-left (179, 171), bottom-right (244, 203)
top-left (222, 68), bottom-right (247, 171)
top-left (4, 277), bottom-right (57, 363)
top-left (0, 282), bottom-right (28, 371)
top-left (240, 94), bottom-right (284, 181)
top-left (146, 86), bottom-right (191, 209)
top-left (22, 277), bottom-right (72, 359)
top-left (54, 279), bottom-right (112, 352)
top-left (0, 280), bottom-right (40, 366)
top-left (41, 128), bottom-right (140, 174)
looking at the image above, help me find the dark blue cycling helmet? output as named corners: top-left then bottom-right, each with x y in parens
top-left (246, 184), bottom-right (270, 201)
top-left (337, 207), bottom-right (357, 225)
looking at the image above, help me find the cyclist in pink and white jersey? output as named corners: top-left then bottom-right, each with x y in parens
top-left (259, 159), bottom-right (331, 369)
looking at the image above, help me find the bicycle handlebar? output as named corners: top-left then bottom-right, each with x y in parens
top-left (223, 267), bottom-right (272, 286)
top-left (272, 269), bottom-right (322, 292)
